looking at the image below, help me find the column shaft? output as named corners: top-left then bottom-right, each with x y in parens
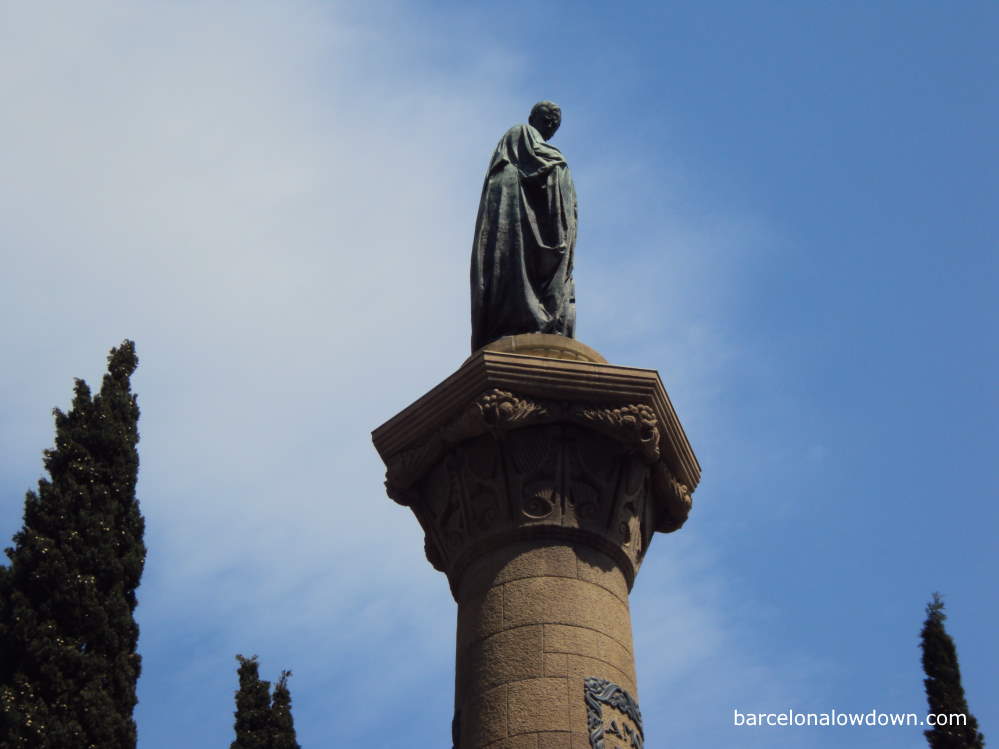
top-left (455, 540), bottom-right (636, 749)
top-left (372, 339), bottom-right (701, 749)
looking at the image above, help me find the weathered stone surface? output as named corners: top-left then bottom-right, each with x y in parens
top-left (463, 684), bottom-right (508, 748)
top-left (452, 542), bottom-right (642, 747)
top-left (508, 678), bottom-right (570, 734)
top-left (593, 632), bottom-right (634, 680)
top-left (576, 545), bottom-right (629, 605)
top-left (372, 338), bottom-right (696, 748)
top-left (404, 416), bottom-right (664, 594)
top-left (544, 623), bottom-right (598, 657)
top-left (568, 687), bottom-right (588, 744)
top-left (460, 542), bottom-right (579, 600)
top-left (544, 652), bottom-right (569, 678)
top-left (537, 732), bottom-right (572, 749)
top-left (473, 334), bottom-right (606, 364)
top-left (507, 737), bottom-right (538, 749)
top-left (503, 577), bottom-right (633, 650)
top-left (373, 340), bottom-right (699, 488)
top-left (459, 585), bottom-right (505, 647)
top-left (459, 626), bottom-right (544, 694)
top-left (543, 624), bottom-right (634, 682)
top-left (484, 735), bottom-right (538, 749)
top-left (566, 654), bottom-right (634, 700)
top-left (372, 339), bottom-right (700, 595)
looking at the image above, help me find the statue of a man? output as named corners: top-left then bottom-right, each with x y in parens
top-left (470, 101), bottom-right (578, 352)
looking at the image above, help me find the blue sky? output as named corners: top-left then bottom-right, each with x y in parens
top-left (1, 1), bottom-right (995, 747)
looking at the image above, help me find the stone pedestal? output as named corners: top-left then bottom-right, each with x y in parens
top-left (372, 335), bottom-right (700, 749)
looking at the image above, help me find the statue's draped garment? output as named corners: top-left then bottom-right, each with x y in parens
top-left (470, 123), bottom-right (577, 351)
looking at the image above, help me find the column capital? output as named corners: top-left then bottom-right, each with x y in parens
top-left (372, 336), bottom-right (701, 597)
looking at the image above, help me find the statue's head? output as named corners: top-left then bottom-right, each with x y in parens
top-left (529, 101), bottom-right (561, 140)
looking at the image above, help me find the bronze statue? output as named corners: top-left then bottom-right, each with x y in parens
top-left (470, 101), bottom-right (578, 351)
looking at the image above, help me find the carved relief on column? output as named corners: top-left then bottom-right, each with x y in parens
top-left (584, 677), bottom-right (645, 749)
top-left (383, 389), bottom-right (692, 593)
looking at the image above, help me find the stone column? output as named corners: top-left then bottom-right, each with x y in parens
top-left (372, 335), bottom-right (700, 749)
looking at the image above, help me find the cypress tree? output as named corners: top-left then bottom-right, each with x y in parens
top-left (231, 656), bottom-right (273, 749)
top-left (0, 341), bottom-right (144, 749)
top-left (270, 671), bottom-right (300, 749)
top-left (921, 593), bottom-right (985, 749)
top-left (230, 657), bottom-right (300, 749)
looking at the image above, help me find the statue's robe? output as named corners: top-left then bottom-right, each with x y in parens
top-left (470, 123), bottom-right (577, 352)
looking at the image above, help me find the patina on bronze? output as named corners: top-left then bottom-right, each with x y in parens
top-left (470, 101), bottom-right (578, 352)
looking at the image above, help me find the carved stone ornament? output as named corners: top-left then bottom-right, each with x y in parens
top-left (384, 389), bottom-right (556, 502)
top-left (584, 677), bottom-right (644, 749)
top-left (385, 389), bottom-right (675, 496)
top-left (443, 389), bottom-right (552, 443)
top-left (379, 387), bottom-right (694, 595)
top-left (573, 403), bottom-right (660, 462)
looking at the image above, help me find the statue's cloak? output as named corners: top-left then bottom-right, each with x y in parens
top-left (470, 123), bottom-right (577, 351)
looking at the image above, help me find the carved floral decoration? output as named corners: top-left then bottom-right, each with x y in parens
top-left (383, 389), bottom-right (692, 588)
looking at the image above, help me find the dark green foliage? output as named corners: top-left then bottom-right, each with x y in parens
top-left (921, 593), bottom-right (985, 749)
top-left (270, 671), bottom-right (300, 749)
top-left (231, 656), bottom-right (273, 749)
top-left (0, 341), bottom-right (144, 749)
top-left (230, 657), bottom-right (300, 749)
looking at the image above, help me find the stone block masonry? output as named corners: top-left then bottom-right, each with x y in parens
top-left (456, 541), bottom-right (637, 747)
top-left (372, 335), bottom-right (700, 749)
